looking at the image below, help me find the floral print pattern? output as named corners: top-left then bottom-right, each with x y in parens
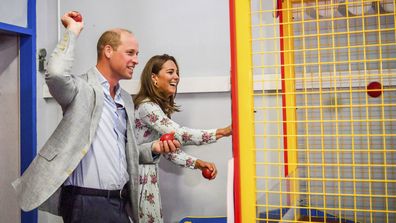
top-left (160, 117), bottom-right (171, 127)
top-left (143, 129), bottom-right (151, 138)
top-left (201, 131), bottom-right (213, 144)
top-left (135, 118), bottom-right (144, 130)
top-left (134, 101), bottom-right (217, 223)
top-left (148, 112), bottom-right (159, 123)
top-left (181, 132), bottom-right (193, 143)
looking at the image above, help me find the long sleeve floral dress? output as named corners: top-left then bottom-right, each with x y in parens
top-left (134, 101), bottom-right (217, 223)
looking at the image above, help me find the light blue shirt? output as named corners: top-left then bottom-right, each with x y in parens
top-left (65, 68), bottom-right (129, 190)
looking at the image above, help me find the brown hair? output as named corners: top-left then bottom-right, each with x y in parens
top-left (134, 54), bottom-right (180, 117)
top-left (96, 29), bottom-right (132, 59)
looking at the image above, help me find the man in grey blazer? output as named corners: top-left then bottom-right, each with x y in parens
top-left (12, 11), bottom-right (179, 223)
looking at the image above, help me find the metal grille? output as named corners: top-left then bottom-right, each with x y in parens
top-left (235, 0), bottom-right (396, 222)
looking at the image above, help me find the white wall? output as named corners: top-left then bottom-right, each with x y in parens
top-left (0, 0), bottom-right (27, 27)
top-left (161, 93), bottom-right (232, 222)
top-left (58, 0), bottom-right (231, 79)
top-left (126, 0), bottom-right (230, 79)
top-left (36, 0), bottom-right (64, 222)
top-left (0, 33), bottom-right (20, 223)
top-left (36, 0), bottom-right (232, 222)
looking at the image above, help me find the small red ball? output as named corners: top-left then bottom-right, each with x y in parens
top-left (71, 13), bottom-right (83, 22)
top-left (367, 81), bottom-right (382, 98)
top-left (160, 133), bottom-right (175, 141)
top-left (202, 168), bottom-right (212, 179)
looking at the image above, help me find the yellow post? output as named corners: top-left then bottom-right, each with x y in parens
top-left (281, 0), bottom-right (299, 218)
top-left (234, 0), bottom-right (256, 222)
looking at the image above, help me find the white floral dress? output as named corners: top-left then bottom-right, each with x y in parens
top-left (134, 101), bottom-right (217, 223)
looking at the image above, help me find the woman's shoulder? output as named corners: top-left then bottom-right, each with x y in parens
top-left (136, 99), bottom-right (161, 111)
top-left (135, 100), bottom-right (166, 120)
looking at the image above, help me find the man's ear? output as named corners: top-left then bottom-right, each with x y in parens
top-left (104, 45), bottom-right (113, 59)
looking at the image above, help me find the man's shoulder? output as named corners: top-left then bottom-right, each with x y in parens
top-left (80, 72), bottom-right (89, 79)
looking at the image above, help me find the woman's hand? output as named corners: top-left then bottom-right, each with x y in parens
top-left (215, 125), bottom-right (232, 139)
top-left (195, 159), bottom-right (217, 180)
top-left (151, 132), bottom-right (180, 154)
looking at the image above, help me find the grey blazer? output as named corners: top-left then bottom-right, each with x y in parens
top-left (12, 30), bottom-right (152, 223)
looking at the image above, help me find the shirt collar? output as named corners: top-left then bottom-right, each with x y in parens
top-left (94, 68), bottom-right (124, 106)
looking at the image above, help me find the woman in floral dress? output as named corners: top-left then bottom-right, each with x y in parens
top-left (133, 54), bottom-right (232, 223)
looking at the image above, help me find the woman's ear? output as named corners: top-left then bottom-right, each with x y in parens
top-left (151, 73), bottom-right (158, 87)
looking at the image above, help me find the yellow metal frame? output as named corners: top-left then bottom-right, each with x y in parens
top-left (235, 0), bottom-right (395, 222)
top-left (234, 0), bottom-right (256, 222)
top-left (281, 0), bottom-right (300, 217)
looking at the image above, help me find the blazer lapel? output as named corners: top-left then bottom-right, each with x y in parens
top-left (86, 68), bottom-right (104, 142)
top-left (120, 89), bottom-right (135, 149)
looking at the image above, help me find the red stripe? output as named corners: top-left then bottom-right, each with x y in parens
top-left (229, 0), bottom-right (241, 222)
top-left (278, 0), bottom-right (289, 176)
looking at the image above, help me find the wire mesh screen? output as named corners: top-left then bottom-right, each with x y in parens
top-left (250, 0), bottom-right (396, 222)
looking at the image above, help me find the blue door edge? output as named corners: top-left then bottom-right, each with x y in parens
top-left (21, 0), bottom-right (38, 222)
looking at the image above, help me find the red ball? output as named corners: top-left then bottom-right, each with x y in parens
top-left (202, 168), bottom-right (212, 179)
top-left (71, 13), bottom-right (83, 22)
top-left (160, 133), bottom-right (175, 141)
top-left (367, 81), bottom-right (382, 98)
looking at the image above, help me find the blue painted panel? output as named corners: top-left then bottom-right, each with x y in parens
top-left (0, 22), bottom-right (32, 35)
top-left (179, 217), bottom-right (227, 223)
top-left (0, 0), bottom-right (38, 222)
top-left (19, 33), bottom-right (37, 223)
top-left (258, 208), bottom-right (357, 223)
